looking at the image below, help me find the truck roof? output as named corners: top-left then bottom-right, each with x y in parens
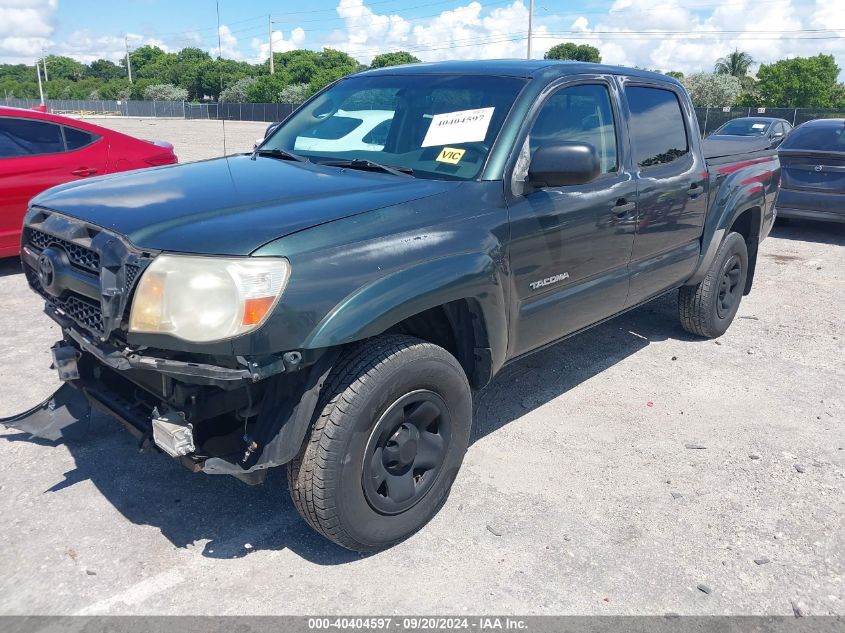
top-left (357, 59), bottom-right (680, 84)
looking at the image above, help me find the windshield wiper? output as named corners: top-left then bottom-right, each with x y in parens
top-left (251, 147), bottom-right (309, 163)
top-left (318, 158), bottom-right (414, 177)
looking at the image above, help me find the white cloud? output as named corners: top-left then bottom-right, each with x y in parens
top-left (250, 27), bottom-right (307, 64)
top-left (52, 31), bottom-right (170, 65)
top-left (215, 25), bottom-right (241, 60)
top-left (551, 0), bottom-right (844, 79)
top-left (0, 0), bottom-right (57, 63)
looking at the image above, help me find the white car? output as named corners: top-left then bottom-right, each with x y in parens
top-left (293, 109), bottom-right (394, 152)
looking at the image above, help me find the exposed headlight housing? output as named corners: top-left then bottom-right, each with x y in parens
top-left (129, 255), bottom-right (290, 343)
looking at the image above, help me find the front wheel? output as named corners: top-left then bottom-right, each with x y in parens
top-left (287, 334), bottom-right (472, 552)
top-left (679, 231), bottom-right (749, 338)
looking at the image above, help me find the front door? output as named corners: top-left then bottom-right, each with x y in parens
top-left (507, 80), bottom-right (636, 358)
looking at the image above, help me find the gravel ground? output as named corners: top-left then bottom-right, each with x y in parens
top-left (0, 118), bottom-right (843, 616)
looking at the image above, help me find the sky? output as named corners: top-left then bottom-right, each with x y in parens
top-left (0, 0), bottom-right (843, 78)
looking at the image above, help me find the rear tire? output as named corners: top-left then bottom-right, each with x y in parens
top-left (287, 334), bottom-right (472, 552)
top-left (679, 231), bottom-right (748, 338)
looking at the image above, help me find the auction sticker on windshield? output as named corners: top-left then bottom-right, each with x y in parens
top-left (422, 107), bottom-right (495, 147)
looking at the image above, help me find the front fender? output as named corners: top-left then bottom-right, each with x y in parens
top-left (304, 252), bottom-right (509, 374)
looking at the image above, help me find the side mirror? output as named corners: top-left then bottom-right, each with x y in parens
top-left (528, 142), bottom-right (601, 188)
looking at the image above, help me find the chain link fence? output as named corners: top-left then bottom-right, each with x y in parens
top-left (694, 106), bottom-right (845, 136)
top-left (3, 98), bottom-right (843, 131)
top-left (2, 98), bottom-right (300, 122)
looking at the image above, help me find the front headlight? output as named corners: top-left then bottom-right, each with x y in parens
top-left (129, 255), bottom-right (290, 343)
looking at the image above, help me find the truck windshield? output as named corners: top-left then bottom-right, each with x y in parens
top-left (262, 73), bottom-right (527, 180)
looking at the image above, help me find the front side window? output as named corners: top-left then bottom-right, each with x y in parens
top-left (264, 74), bottom-right (527, 181)
top-left (0, 118), bottom-right (64, 158)
top-left (626, 86), bottom-right (689, 169)
top-left (528, 83), bottom-right (619, 175)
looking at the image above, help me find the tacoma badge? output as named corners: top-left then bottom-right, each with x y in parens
top-left (530, 273), bottom-right (570, 290)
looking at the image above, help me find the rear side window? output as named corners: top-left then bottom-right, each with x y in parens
top-left (626, 86), bottom-right (689, 169)
top-left (0, 118), bottom-right (64, 157)
top-left (64, 126), bottom-right (97, 150)
top-left (780, 124), bottom-right (845, 152)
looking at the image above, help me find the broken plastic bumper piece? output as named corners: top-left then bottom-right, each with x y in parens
top-left (0, 382), bottom-right (90, 441)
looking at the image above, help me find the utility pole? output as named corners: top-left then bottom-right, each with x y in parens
top-left (36, 61), bottom-right (45, 106)
top-left (527, 0), bottom-right (534, 59)
top-left (41, 46), bottom-right (48, 81)
top-left (268, 15), bottom-right (274, 74)
top-left (125, 36), bottom-right (133, 83)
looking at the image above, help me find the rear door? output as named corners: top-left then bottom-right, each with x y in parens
top-left (621, 83), bottom-right (708, 306)
top-left (0, 117), bottom-right (105, 256)
top-left (506, 77), bottom-right (637, 357)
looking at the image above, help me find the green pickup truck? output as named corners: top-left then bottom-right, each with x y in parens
top-left (4, 60), bottom-right (779, 551)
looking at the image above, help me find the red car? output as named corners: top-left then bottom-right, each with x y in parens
top-left (0, 107), bottom-right (178, 257)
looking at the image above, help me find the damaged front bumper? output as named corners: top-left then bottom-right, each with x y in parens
top-left (1, 331), bottom-right (335, 483)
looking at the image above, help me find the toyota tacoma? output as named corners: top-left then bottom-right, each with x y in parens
top-left (2, 60), bottom-right (780, 551)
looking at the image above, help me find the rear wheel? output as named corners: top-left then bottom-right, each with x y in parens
top-left (287, 334), bottom-right (472, 552)
top-left (679, 231), bottom-right (748, 338)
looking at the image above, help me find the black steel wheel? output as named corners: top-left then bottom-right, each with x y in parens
top-left (679, 231), bottom-right (749, 338)
top-left (363, 390), bottom-right (451, 515)
top-left (287, 334), bottom-right (472, 552)
top-left (716, 254), bottom-right (743, 319)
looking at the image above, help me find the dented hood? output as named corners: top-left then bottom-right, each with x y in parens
top-left (31, 154), bottom-right (456, 255)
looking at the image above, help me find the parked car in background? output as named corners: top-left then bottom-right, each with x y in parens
top-left (703, 117), bottom-right (792, 155)
top-left (0, 107), bottom-right (178, 258)
top-left (776, 118), bottom-right (845, 224)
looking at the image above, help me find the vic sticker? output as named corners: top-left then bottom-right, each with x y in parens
top-left (436, 147), bottom-right (466, 164)
top-left (422, 107), bottom-right (495, 147)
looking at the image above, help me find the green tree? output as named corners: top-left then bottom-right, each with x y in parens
top-left (682, 72), bottom-right (742, 107)
top-left (544, 43), bottom-right (601, 63)
top-left (714, 49), bottom-right (755, 77)
top-left (220, 76), bottom-right (257, 102)
top-left (124, 45), bottom-right (168, 77)
top-left (144, 83), bottom-right (188, 101)
top-left (666, 71), bottom-right (685, 80)
top-left (755, 54), bottom-right (842, 107)
top-left (44, 55), bottom-right (87, 81)
top-left (87, 59), bottom-right (124, 81)
top-left (370, 51), bottom-right (421, 68)
top-left (278, 83), bottom-right (310, 103)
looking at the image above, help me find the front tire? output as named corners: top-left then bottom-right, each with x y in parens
top-left (287, 334), bottom-right (472, 552)
top-left (679, 231), bottom-right (749, 338)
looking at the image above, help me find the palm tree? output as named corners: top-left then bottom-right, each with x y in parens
top-left (714, 49), bottom-right (755, 77)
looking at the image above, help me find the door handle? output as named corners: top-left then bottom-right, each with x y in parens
top-left (613, 199), bottom-right (636, 217)
top-left (71, 167), bottom-right (98, 177)
top-left (688, 183), bottom-right (702, 198)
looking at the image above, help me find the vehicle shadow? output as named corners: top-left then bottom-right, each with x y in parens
top-left (0, 257), bottom-right (23, 278)
top-left (770, 218), bottom-right (845, 246)
top-left (1, 291), bottom-right (693, 564)
top-left (472, 291), bottom-right (693, 443)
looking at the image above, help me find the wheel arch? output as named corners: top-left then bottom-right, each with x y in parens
top-left (687, 176), bottom-right (766, 288)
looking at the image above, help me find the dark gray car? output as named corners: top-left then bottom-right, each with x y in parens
top-left (704, 116), bottom-right (792, 155)
top-left (776, 118), bottom-right (845, 224)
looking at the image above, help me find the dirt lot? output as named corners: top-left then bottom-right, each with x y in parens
top-left (0, 118), bottom-right (843, 616)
